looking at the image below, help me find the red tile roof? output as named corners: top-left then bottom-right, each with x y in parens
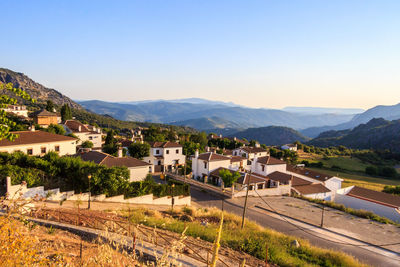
top-left (0, 131), bottom-right (77, 147)
top-left (33, 110), bottom-right (59, 117)
top-left (149, 141), bottom-right (182, 148)
top-left (292, 184), bottom-right (330, 195)
top-left (257, 156), bottom-right (286, 165)
top-left (64, 120), bottom-right (92, 133)
top-left (197, 152), bottom-right (231, 162)
top-left (76, 150), bottom-right (151, 168)
top-left (230, 156), bottom-right (246, 163)
top-left (237, 173), bottom-right (268, 185)
top-left (291, 176), bottom-right (313, 187)
top-left (287, 165), bottom-right (334, 182)
top-left (347, 186), bottom-right (400, 208)
top-left (267, 171), bottom-right (292, 184)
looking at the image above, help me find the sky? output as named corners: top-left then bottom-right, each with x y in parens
top-left (2, 0), bottom-right (400, 109)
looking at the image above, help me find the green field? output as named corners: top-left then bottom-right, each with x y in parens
top-left (299, 154), bottom-right (400, 191)
top-left (309, 167), bottom-right (400, 191)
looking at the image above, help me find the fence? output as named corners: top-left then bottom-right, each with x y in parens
top-left (27, 206), bottom-right (238, 267)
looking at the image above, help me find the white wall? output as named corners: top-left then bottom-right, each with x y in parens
top-left (303, 191), bottom-right (332, 200)
top-left (335, 192), bottom-right (400, 223)
top-left (252, 163), bottom-right (286, 176)
top-left (192, 157), bottom-right (232, 178)
top-left (163, 147), bottom-right (186, 166)
top-left (129, 166), bottom-right (152, 182)
top-left (233, 184), bottom-right (291, 197)
top-left (0, 140), bottom-right (77, 156)
top-left (286, 171), bottom-right (341, 191)
top-left (74, 132), bottom-right (102, 148)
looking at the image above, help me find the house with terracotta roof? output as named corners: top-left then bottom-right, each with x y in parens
top-left (233, 146), bottom-right (269, 160)
top-left (192, 152), bottom-right (235, 183)
top-left (0, 130), bottom-right (77, 156)
top-left (143, 141), bottom-right (185, 173)
top-left (76, 150), bottom-right (153, 182)
top-left (32, 110), bottom-right (61, 127)
top-left (286, 165), bottom-right (343, 191)
top-left (281, 143), bottom-right (298, 151)
top-left (335, 186), bottom-right (400, 222)
top-left (251, 156), bottom-right (287, 176)
top-left (2, 105), bottom-right (28, 118)
top-left (62, 120), bottom-right (102, 150)
top-left (291, 176), bottom-right (331, 200)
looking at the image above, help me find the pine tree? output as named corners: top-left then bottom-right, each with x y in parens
top-left (60, 104), bottom-right (72, 122)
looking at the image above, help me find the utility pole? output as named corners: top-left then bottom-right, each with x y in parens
top-left (320, 205), bottom-right (325, 228)
top-left (87, 174), bottom-right (92, 210)
top-left (241, 171), bottom-right (251, 229)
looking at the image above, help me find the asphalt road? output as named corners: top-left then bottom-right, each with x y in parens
top-left (190, 185), bottom-right (400, 267)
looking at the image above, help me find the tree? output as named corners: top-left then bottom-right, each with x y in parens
top-left (81, 140), bottom-right (94, 148)
top-left (0, 82), bottom-right (35, 141)
top-left (105, 129), bottom-right (116, 145)
top-left (128, 142), bottom-right (150, 159)
top-left (46, 124), bottom-right (66, 135)
top-left (45, 100), bottom-right (55, 112)
top-left (219, 169), bottom-right (241, 187)
top-left (190, 132), bottom-right (208, 148)
top-left (60, 104), bottom-right (72, 122)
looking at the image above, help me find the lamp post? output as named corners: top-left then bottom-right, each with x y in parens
top-left (171, 183), bottom-right (175, 212)
top-left (87, 174), bottom-right (92, 210)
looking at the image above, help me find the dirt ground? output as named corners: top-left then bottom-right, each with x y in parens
top-left (246, 196), bottom-right (400, 253)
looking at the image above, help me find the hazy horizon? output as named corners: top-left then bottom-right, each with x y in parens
top-left (2, 0), bottom-right (400, 109)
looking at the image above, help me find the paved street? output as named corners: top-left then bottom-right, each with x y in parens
top-left (190, 185), bottom-right (400, 267)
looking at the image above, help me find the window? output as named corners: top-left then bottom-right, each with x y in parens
top-left (204, 162), bottom-right (207, 169)
top-left (176, 149), bottom-right (179, 154)
top-left (27, 149), bottom-right (33, 155)
top-left (156, 149), bottom-right (160, 154)
top-left (166, 150), bottom-right (169, 154)
top-left (41, 147), bottom-right (46, 154)
top-left (89, 136), bottom-right (93, 140)
top-left (55, 146), bottom-right (60, 152)
top-left (258, 184), bottom-right (263, 190)
top-left (261, 165), bottom-right (265, 172)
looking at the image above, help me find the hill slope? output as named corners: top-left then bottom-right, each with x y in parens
top-left (170, 116), bottom-right (242, 130)
top-left (230, 126), bottom-right (310, 146)
top-left (308, 118), bottom-right (400, 152)
top-left (78, 100), bottom-right (356, 129)
top-left (301, 102), bottom-right (400, 137)
top-left (0, 68), bottom-right (81, 109)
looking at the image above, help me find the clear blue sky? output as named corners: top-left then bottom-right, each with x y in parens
top-left (2, 0), bottom-right (400, 109)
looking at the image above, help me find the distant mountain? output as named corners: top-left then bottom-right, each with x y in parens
top-left (170, 116), bottom-right (243, 130)
top-left (283, 106), bottom-right (364, 115)
top-left (308, 118), bottom-right (400, 152)
top-left (300, 102), bottom-right (400, 138)
top-left (78, 100), bottom-right (356, 130)
top-left (230, 126), bottom-right (310, 146)
top-left (119, 98), bottom-right (239, 107)
top-left (0, 68), bottom-right (81, 109)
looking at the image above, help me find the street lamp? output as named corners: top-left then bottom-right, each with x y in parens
top-left (87, 174), bottom-right (92, 209)
top-left (171, 183), bottom-right (175, 212)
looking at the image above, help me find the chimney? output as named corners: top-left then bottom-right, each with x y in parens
top-left (255, 142), bottom-right (260, 148)
top-left (118, 148), bottom-right (123, 158)
top-left (195, 150), bottom-right (199, 159)
top-left (206, 146), bottom-right (210, 152)
top-left (219, 134), bottom-right (222, 138)
top-left (233, 137), bottom-right (237, 141)
top-left (78, 125), bottom-right (82, 132)
top-left (30, 125), bottom-right (35, 132)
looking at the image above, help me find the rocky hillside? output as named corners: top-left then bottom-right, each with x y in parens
top-left (308, 118), bottom-right (400, 152)
top-left (230, 126), bottom-right (310, 146)
top-left (0, 68), bottom-right (80, 109)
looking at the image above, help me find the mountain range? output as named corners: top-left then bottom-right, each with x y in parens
top-left (78, 100), bottom-right (357, 130)
top-left (2, 67), bottom-right (400, 150)
top-left (308, 118), bottom-right (400, 153)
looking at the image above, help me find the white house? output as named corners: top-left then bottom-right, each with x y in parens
top-left (0, 130), bottom-right (77, 156)
top-left (76, 150), bottom-right (153, 182)
top-left (192, 152), bottom-right (233, 181)
top-left (281, 144), bottom-right (298, 151)
top-left (144, 141), bottom-right (186, 173)
top-left (335, 186), bottom-right (400, 223)
top-left (233, 146), bottom-right (269, 160)
top-left (291, 176), bottom-right (332, 200)
top-left (251, 156), bottom-right (287, 176)
top-left (286, 165), bottom-right (343, 192)
top-left (2, 105), bottom-right (29, 118)
top-left (63, 120), bottom-right (102, 150)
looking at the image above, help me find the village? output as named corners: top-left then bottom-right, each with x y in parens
top-left (2, 104), bottom-right (400, 226)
